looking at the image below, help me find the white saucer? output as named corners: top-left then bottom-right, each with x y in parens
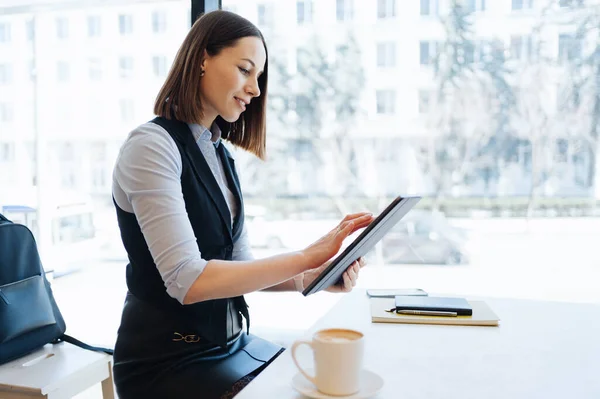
top-left (291, 369), bottom-right (384, 399)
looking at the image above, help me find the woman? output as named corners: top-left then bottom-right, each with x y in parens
top-left (111, 10), bottom-right (373, 399)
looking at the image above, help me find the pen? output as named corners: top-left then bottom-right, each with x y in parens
top-left (396, 310), bottom-right (457, 317)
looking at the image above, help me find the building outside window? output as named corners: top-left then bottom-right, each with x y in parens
top-left (420, 41), bottom-right (437, 65)
top-left (257, 4), bottom-right (274, 27)
top-left (558, 33), bottom-right (581, 64)
top-left (465, 0), bottom-right (486, 13)
top-left (88, 58), bottom-right (102, 81)
top-left (512, 0), bottom-right (534, 10)
top-left (152, 10), bottom-right (167, 33)
top-left (152, 55), bottom-right (168, 78)
top-left (510, 35), bottom-right (533, 61)
top-left (0, 64), bottom-right (12, 85)
top-left (26, 20), bottom-right (34, 41)
top-left (0, 23), bottom-right (10, 43)
top-left (376, 42), bottom-right (396, 68)
top-left (56, 17), bottom-right (69, 39)
top-left (297, 1), bottom-right (313, 25)
top-left (377, 0), bottom-right (395, 19)
top-left (420, 0), bottom-right (439, 16)
top-left (119, 14), bottom-right (133, 35)
top-left (336, 0), bottom-right (353, 22)
top-left (87, 15), bottom-right (101, 37)
top-left (119, 56), bottom-right (134, 79)
top-left (119, 98), bottom-right (135, 122)
top-left (57, 61), bottom-right (69, 82)
top-left (0, 103), bottom-right (13, 123)
top-left (376, 89), bottom-right (395, 114)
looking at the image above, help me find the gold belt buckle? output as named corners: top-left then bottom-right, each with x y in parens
top-left (172, 332), bottom-right (201, 343)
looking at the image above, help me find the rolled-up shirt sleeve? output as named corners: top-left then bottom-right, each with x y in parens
top-left (113, 123), bottom-right (207, 304)
top-left (232, 224), bottom-right (254, 261)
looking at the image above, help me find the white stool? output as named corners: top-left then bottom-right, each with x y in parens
top-left (0, 341), bottom-right (114, 399)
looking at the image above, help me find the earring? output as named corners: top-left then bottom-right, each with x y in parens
top-left (200, 69), bottom-right (205, 77)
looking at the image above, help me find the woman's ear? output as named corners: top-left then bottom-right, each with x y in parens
top-left (200, 49), bottom-right (209, 71)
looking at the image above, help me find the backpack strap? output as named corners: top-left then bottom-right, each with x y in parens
top-left (54, 334), bottom-right (114, 356)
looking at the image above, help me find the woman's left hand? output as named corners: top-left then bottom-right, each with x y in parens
top-left (302, 257), bottom-right (366, 293)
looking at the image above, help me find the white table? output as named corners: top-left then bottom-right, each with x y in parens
top-left (0, 342), bottom-right (113, 399)
top-left (235, 289), bottom-right (600, 399)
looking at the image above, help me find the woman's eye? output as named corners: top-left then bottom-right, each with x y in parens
top-left (238, 67), bottom-right (250, 75)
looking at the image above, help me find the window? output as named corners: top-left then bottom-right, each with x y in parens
top-left (512, 0), bottom-right (534, 10)
top-left (0, 64), bottom-right (12, 85)
top-left (0, 23), bottom-right (11, 43)
top-left (56, 17), bottom-right (69, 39)
top-left (0, 143), bottom-right (15, 162)
top-left (119, 56), bottom-right (134, 79)
top-left (376, 90), bottom-right (395, 114)
top-left (510, 35), bottom-right (533, 61)
top-left (420, 41), bottom-right (437, 65)
top-left (336, 0), bottom-right (354, 21)
top-left (297, 1), bottom-right (313, 25)
top-left (26, 20), bottom-right (34, 41)
top-left (465, 0), bottom-right (485, 12)
top-left (91, 142), bottom-right (107, 189)
top-left (257, 4), bottom-right (274, 27)
top-left (152, 56), bottom-right (168, 78)
top-left (88, 58), bottom-right (102, 81)
top-left (558, 33), bottom-right (581, 63)
top-left (376, 42), bottom-right (396, 68)
top-left (420, 0), bottom-right (439, 16)
top-left (57, 61), bottom-right (69, 82)
top-left (0, 103), bottom-right (13, 122)
top-left (87, 15), bottom-right (101, 37)
top-left (119, 14), bottom-right (133, 35)
top-left (119, 99), bottom-right (135, 122)
top-left (378, 0), bottom-right (396, 19)
top-left (152, 10), bottom-right (167, 33)
top-left (559, 0), bottom-right (584, 7)
top-left (418, 90), bottom-right (431, 113)
top-left (463, 41), bottom-right (475, 64)
top-left (58, 142), bottom-right (78, 189)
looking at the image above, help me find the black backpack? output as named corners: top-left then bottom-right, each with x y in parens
top-left (0, 212), bottom-right (113, 365)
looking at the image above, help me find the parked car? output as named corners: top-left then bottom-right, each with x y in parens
top-left (379, 210), bottom-right (470, 265)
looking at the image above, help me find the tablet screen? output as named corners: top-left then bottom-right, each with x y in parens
top-left (302, 196), bottom-right (421, 296)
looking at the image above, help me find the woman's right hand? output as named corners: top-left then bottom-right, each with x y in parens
top-left (301, 212), bottom-right (374, 271)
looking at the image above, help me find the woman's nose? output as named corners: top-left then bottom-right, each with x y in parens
top-left (246, 79), bottom-right (260, 98)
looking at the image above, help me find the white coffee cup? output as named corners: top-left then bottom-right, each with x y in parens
top-left (291, 328), bottom-right (364, 396)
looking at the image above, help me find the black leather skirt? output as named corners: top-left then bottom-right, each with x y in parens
top-left (113, 292), bottom-right (283, 399)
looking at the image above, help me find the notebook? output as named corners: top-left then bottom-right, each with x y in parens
top-left (394, 296), bottom-right (472, 316)
top-left (370, 298), bottom-right (500, 327)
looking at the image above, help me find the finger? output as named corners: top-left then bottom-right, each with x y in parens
top-left (342, 271), bottom-right (352, 292)
top-left (349, 215), bottom-right (374, 232)
top-left (347, 265), bottom-right (358, 285)
top-left (337, 221), bottom-right (354, 237)
top-left (353, 261), bottom-right (360, 275)
top-left (342, 212), bottom-right (372, 222)
top-left (358, 257), bottom-right (366, 268)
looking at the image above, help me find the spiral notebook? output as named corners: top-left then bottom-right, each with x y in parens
top-left (370, 298), bottom-right (500, 327)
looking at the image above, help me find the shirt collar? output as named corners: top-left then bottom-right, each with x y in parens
top-left (188, 122), bottom-right (222, 148)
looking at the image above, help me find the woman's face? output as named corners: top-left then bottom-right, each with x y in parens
top-left (200, 36), bottom-right (266, 126)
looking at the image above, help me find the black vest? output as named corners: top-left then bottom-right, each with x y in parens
top-left (114, 117), bottom-right (249, 348)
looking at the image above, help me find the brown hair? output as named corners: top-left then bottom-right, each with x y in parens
top-left (154, 10), bottom-right (268, 160)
